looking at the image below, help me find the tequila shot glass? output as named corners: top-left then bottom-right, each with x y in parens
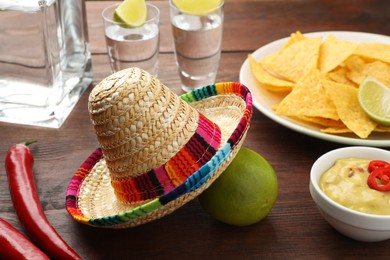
top-left (170, 0), bottom-right (224, 92)
top-left (102, 3), bottom-right (160, 75)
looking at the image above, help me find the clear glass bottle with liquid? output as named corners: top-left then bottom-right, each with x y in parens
top-left (0, 0), bottom-right (92, 128)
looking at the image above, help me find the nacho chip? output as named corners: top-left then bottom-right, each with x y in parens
top-left (344, 55), bottom-right (367, 85)
top-left (261, 37), bottom-right (322, 82)
top-left (374, 125), bottom-right (390, 132)
top-left (281, 31), bottom-right (306, 50)
top-left (354, 43), bottom-right (390, 64)
top-left (321, 79), bottom-right (377, 138)
top-left (276, 68), bottom-right (339, 120)
top-left (361, 61), bottom-right (390, 87)
top-left (326, 66), bottom-right (358, 87)
top-left (259, 52), bottom-right (278, 66)
top-left (344, 55), bottom-right (366, 70)
top-left (345, 56), bottom-right (390, 86)
top-left (291, 31), bottom-right (305, 41)
top-left (296, 116), bottom-right (345, 128)
top-left (321, 127), bottom-right (352, 134)
top-left (249, 55), bottom-right (295, 92)
top-left (318, 35), bottom-right (357, 73)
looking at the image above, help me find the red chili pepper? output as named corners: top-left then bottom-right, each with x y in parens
top-left (367, 167), bottom-right (390, 192)
top-left (367, 160), bottom-right (390, 173)
top-left (5, 141), bottom-right (81, 260)
top-left (0, 218), bottom-right (49, 260)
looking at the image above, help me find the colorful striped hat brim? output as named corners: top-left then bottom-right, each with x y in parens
top-left (65, 73), bottom-right (252, 228)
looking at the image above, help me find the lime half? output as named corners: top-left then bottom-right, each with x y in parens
top-left (172, 0), bottom-right (223, 16)
top-left (358, 76), bottom-right (390, 126)
top-left (113, 0), bottom-right (147, 28)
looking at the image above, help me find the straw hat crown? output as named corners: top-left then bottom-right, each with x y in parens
top-left (87, 68), bottom-right (222, 203)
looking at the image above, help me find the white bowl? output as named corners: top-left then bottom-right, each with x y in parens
top-left (310, 146), bottom-right (390, 242)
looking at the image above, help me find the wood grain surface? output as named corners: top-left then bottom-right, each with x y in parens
top-left (1, 1), bottom-right (390, 259)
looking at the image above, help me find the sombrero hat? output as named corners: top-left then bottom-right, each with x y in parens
top-left (66, 68), bottom-right (252, 228)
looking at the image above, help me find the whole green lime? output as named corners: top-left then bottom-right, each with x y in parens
top-left (198, 147), bottom-right (278, 226)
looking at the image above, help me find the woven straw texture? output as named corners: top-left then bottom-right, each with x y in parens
top-left (65, 68), bottom-right (253, 228)
top-left (88, 68), bottom-right (199, 179)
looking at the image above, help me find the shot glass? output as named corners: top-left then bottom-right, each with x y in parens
top-left (169, 0), bottom-right (224, 92)
top-left (102, 3), bottom-right (160, 75)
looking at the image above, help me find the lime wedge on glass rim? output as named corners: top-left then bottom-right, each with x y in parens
top-left (113, 0), bottom-right (147, 28)
top-left (172, 0), bottom-right (224, 15)
top-left (358, 76), bottom-right (390, 126)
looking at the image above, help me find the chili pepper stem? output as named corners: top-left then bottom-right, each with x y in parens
top-left (21, 140), bottom-right (37, 146)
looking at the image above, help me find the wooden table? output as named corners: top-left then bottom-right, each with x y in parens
top-left (1, 0), bottom-right (390, 258)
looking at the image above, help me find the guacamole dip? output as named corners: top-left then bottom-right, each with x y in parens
top-left (320, 158), bottom-right (390, 215)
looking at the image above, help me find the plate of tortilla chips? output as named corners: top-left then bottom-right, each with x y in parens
top-left (240, 31), bottom-right (390, 147)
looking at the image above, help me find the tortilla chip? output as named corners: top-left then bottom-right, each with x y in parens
top-left (259, 52), bottom-right (278, 66)
top-left (374, 125), bottom-right (390, 132)
top-left (281, 31), bottom-right (306, 50)
top-left (361, 61), bottom-right (390, 87)
top-left (249, 55), bottom-right (295, 92)
top-left (321, 127), bottom-right (352, 134)
top-left (318, 35), bottom-right (357, 73)
top-left (344, 55), bottom-right (367, 85)
top-left (345, 56), bottom-right (390, 86)
top-left (261, 37), bottom-right (322, 82)
top-left (344, 55), bottom-right (366, 70)
top-left (276, 68), bottom-right (339, 120)
top-left (354, 43), bottom-right (390, 64)
top-left (326, 66), bottom-right (358, 87)
top-left (321, 79), bottom-right (377, 138)
top-left (296, 116), bottom-right (345, 128)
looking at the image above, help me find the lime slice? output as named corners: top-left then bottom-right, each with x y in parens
top-left (113, 0), bottom-right (147, 28)
top-left (172, 0), bottom-right (223, 15)
top-left (358, 76), bottom-right (390, 126)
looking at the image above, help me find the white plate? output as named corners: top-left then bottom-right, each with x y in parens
top-left (239, 31), bottom-right (390, 147)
